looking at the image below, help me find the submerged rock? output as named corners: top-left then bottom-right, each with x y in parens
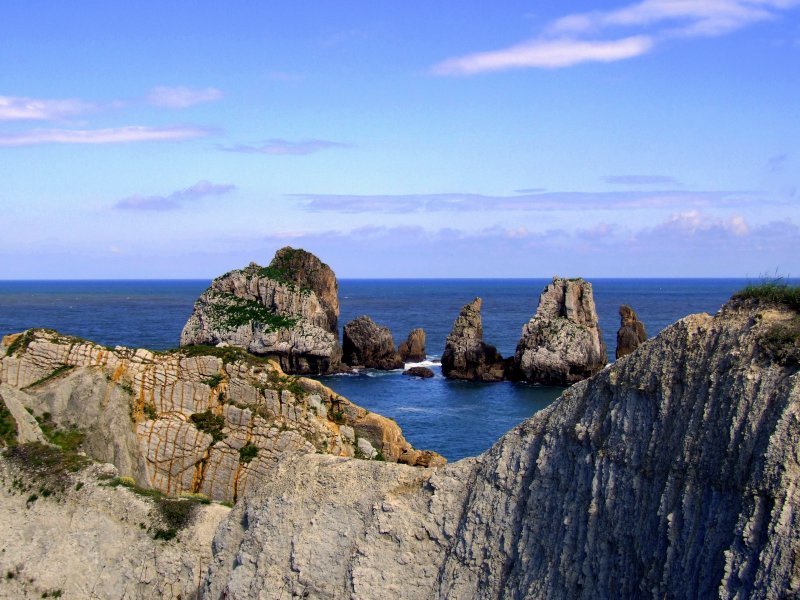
top-left (441, 298), bottom-right (506, 382)
top-left (398, 328), bottom-right (426, 362)
top-left (616, 303), bottom-right (648, 359)
top-left (512, 277), bottom-right (607, 385)
top-left (342, 316), bottom-right (404, 370)
top-left (203, 295), bottom-right (800, 599)
top-left (179, 247), bottom-right (341, 375)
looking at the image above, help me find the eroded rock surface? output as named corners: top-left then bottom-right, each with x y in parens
top-left (398, 328), bottom-right (426, 362)
top-left (0, 329), bottom-right (442, 503)
top-left (342, 316), bottom-right (404, 370)
top-left (203, 297), bottom-right (800, 599)
top-left (616, 304), bottom-right (648, 359)
top-left (441, 298), bottom-right (505, 382)
top-left (512, 277), bottom-right (607, 385)
top-left (180, 247), bottom-right (341, 375)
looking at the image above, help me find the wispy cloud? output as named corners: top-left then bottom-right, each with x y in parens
top-left (293, 189), bottom-right (776, 213)
top-left (432, 0), bottom-right (799, 74)
top-left (221, 139), bottom-right (351, 155)
top-left (0, 95), bottom-right (95, 121)
top-left (147, 86), bottom-right (223, 108)
top-left (603, 174), bottom-right (680, 185)
top-left (433, 36), bottom-right (653, 74)
top-left (114, 180), bottom-right (236, 211)
top-left (0, 125), bottom-right (211, 147)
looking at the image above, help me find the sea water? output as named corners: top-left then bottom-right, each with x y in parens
top-left (0, 278), bottom-right (759, 460)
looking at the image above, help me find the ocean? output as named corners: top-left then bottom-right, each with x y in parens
top-left (0, 278), bottom-right (763, 461)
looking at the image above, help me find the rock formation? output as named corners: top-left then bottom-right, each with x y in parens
top-left (342, 316), bottom-right (404, 370)
top-left (616, 304), bottom-right (648, 359)
top-left (403, 366), bottom-right (434, 378)
top-left (398, 328), bottom-right (426, 362)
top-left (512, 277), bottom-right (607, 385)
top-left (0, 329), bottom-right (442, 505)
top-left (202, 295), bottom-right (800, 599)
top-left (180, 247), bottom-right (341, 375)
top-left (441, 298), bottom-right (506, 382)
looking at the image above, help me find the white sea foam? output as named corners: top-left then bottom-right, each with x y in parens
top-left (403, 357), bottom-right (441, 369)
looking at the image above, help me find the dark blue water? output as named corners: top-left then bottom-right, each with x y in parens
top-left (0, 278), bottom-right (770, 460)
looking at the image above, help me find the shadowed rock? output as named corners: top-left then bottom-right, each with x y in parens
top-left (442, 298), bottom-right (506, 382)
top-left (616, 304), bottom-right (648, 359)
top-left (512, 277), bottom-right (607, 385)
top-left (342, 316), bottom-right (404, 370)
top-left (398, 328), bottom-right (426, 362)
top-left (403, 366), bottom-right (434, 378)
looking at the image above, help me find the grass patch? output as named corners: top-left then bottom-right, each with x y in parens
top-left (0, 398), bottom-right (18, 447)
top-left (23, 364), bottom-right (74, 389)
top-left (143, 403), bottom-right (158, 420)
top-left (759, 317), bottom-right (800, 366)
top-left (206, 291), bottom-right (299, 332)
top-left (5, 442), bottom-right (89, 492)
top-left (203, 373), bottom-right (224, 388)
top-left (36, 414), bottom-right (85, 453)
top-left (5, 330), bottom-right (37, 357)
top-left (190, 410), bottom-right (226, 443)
top-left (734, 281), bottom-right (800, 311)
top-left (238, 443), bottom-right (258, 463)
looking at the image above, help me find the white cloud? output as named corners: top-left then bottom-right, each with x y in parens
top-left (432, 0), bottom-right (799, 74)
top-left (147, 86), bottom-right (223, 108)
top-left (0, 125), bottom-right (211, 146)
top-left (220, 139), bottom-right (351, 155)
top-left (432, 36), bottom-right (653, 74)
top-left (0, 95), bottom-right (95, 121)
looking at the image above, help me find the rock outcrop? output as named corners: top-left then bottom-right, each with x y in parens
top-left (180, 247), bottom-right (341, 375)
top-left (398, 328), bottom-right (426, 362)
top-left (512, 277), bottom-right (607, 385)
top-left (441, 298), bottom-right (506, 382)
top-left (202, 296), bottom-right (800, 599)
top-left (616, 304), bottom-right (648, 359)
top-left (0, 329), bottom-right (442, 504)
top-left (342, 316), bottom-right (404, 370)
top-left (403, 366), bottom-right (434, 378)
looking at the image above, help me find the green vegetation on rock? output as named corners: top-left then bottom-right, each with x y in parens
top-left (734, 281), bottom-right (800, 311)
top-left (759, 317), bottom-right (800, 366)
top-left (0, 398), bottom-right (18, 447)
top-left (23, 364), bottom-right (74, 389)
top-left (190, 410), bottom-right (226, 442)
top-left (239, 443), bottom-right (258, 463)
top-left (207, 291), bottom-right (299, 332)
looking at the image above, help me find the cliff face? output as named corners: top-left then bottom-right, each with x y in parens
top-left (203, 298), bottom-right (800, 599)
top-left (0, 329), bottom-right (440, 504)
top-left (180, 249), bottom-right (341, 375)
top-left (513, 277), bottom-right (607, 385)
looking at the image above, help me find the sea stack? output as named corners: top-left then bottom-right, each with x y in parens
top-left (342, 316), bottom-right (404, 370)
top-left (616, 304), bottom-right (648, 359)
top-left (441, 298), bottom-right (506, 382)
top-left (512, 277), bottom-right (607, 385)
top-left (398, 328), bottom-right (426, 362)
top-left (180, 247), bottom-right (341, 375)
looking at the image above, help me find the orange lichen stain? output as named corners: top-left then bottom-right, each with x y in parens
top-left (191, 445), bottom-right (211, 493)
top-left (111, 364), bottom-right (126, 383)
top-left (2, 333), bottom-right (21, 347)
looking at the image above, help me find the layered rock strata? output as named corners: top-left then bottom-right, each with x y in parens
top-left (0, 329), bottom-right (441, 503)
top-left (441, 298), bottom-right (506, 382)
top-left (398, 328), bottom-right (426, 362)
top-left (180, 247), bottom-right (341, 375)
top-left (616, 303), bottom-right (648, 359)
top-left (342, 316), bottom-right (404, 370)
top-left (203, 297), bottom-right (800, 599)
top-left (512, 277), bottom-right (607, 385)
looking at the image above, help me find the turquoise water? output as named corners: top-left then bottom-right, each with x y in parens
top-left (0, 278), bottom-right (765, 460)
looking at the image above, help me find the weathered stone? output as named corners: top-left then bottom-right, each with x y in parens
top-left (616, 304), bottom-right (648, 359)
top-left (203, 297), bottom-right (800, 599)
top-left (342, 316), bottom-right (404, 370)
top-left (0, 329), bottom-right (443, 504)
top-left (403, 366), bottom-right (434, 378)
top-left (180, 248), bottom-right (341, 375)
top-left (512, 277), bottom-right (607, 385)
top-left (442, 298), bottom-right (506, 382)
top-left (398, 328), bottom-right (426, 362)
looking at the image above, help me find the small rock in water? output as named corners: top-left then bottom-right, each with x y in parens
top-left (403, 366), bottom-right (434, 378)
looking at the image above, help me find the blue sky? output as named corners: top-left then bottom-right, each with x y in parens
top-left (1, 0), bottom-right (798, 278)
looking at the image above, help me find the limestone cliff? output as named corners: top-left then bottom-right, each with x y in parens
top-left (203, 296), bottom-right (800, 599)
top-left (441, 298), bottom-right (506, 382)
top-left (0, 329), bottom-right (440, 504)
top-left (180, 248), bottom-right (341, 375)
top-left (512, 277), bottom-right (607, 385)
